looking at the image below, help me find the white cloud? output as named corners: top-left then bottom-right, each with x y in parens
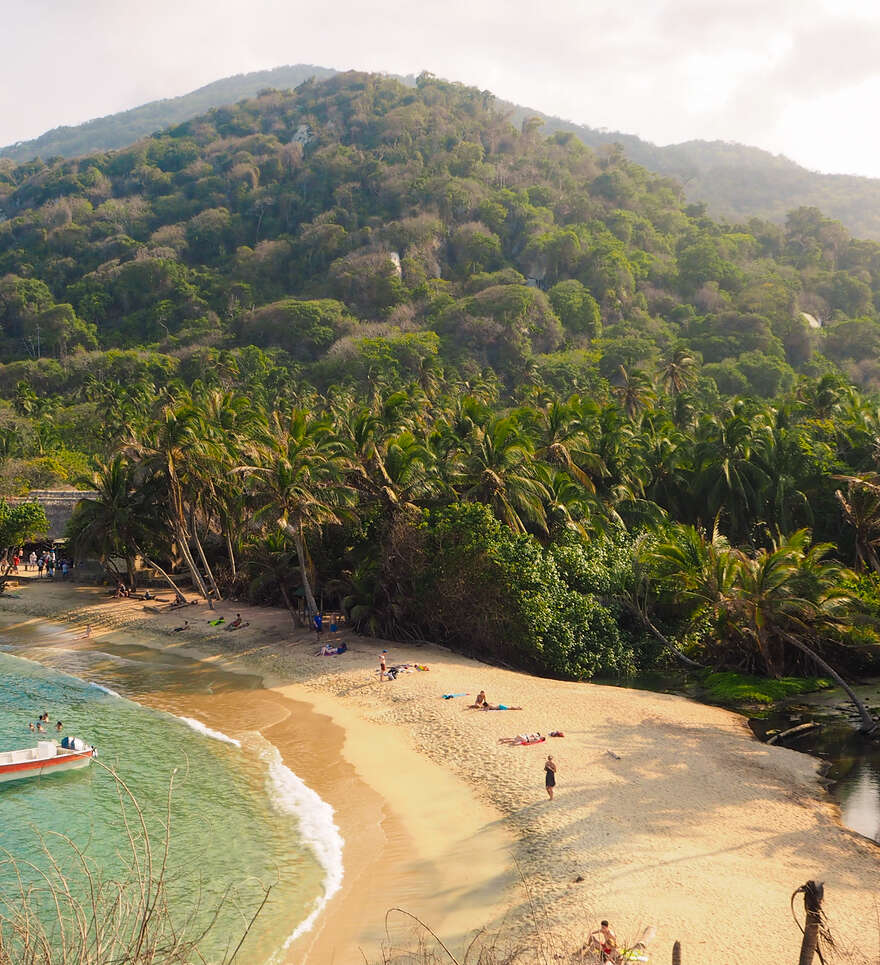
top-left (2, 0), bottom-right (880, 177)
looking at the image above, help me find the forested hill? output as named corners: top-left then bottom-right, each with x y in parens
top-left (2, 69), bottom-right (880, 402)
top-left (7, 70), bottom-right (880, 688)
top-left (515, 108), bottom-right (880, 242)
top-left (5, 64), bottom-right (880, 240)
top-left (0, 64), bottom-right (337, 163)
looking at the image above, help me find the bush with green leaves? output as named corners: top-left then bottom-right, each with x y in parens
top-left (386, 504), bottom-right (635, 678)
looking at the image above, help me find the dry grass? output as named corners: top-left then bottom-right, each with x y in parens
top-left (0, 763), bottom-right (270, 965)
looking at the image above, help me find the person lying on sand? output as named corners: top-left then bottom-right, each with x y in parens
top-left (498, 733), bottom-right (543, 744)
top-left (173, 620), bottom-right (189, 632)
top-left (478, 703), bottom-right (522, 711)
top-left (317, 642), bottom-right (347, 656)
top-left (225, 614), bottom-right (243, 631)
top-left (208, 617), bottom-right (225, 626)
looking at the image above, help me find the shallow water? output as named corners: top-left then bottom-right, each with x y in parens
top-left (750, 681), bottom-right (880, 844)
top-left (0, 619), bottom-right (333, 963)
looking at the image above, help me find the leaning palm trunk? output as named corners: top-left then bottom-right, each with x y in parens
top-left (278, 582), bottom-right (299, 627)
top-left (278, 517), bottom-right (318, 619)
top-left (190, 511), bottom-right (222, 602)
top-left (174, 518), bottom-right (214, 610)
top-left (168, 473), bottom-right (213, 609)
top-left (224, 528), bottom-right (237, 581)
top-left (142, 556), bottom-right (188, 604)
top-left (780, 630), bottom-right (877, 734)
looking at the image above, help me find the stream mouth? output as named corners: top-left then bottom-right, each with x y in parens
top-left (748, 681), bottom-right (880, 844)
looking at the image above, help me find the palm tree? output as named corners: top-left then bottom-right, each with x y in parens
top-left (451, 414), bottom-right (550, 535)
top-left (66, 455), bottom-right (172, 593)
top-left (649, 525), bottom-right (877, 732)
top-left (636, 411), bottom-right (691, 520)
top-left (658, 347), bottom-right (698, 396)
top-left (693, 409), bottom-right (771, 541)
top-left (610, 366), bottom-right (656, 420)
top-left (529, 397), bottom-right (602, 491)
top-left (835, 474), bottom-right (880, 574)
top-left (128, 399), bottom-right (217, 607)
top-left (245, 532), bottom-right (301, 625)
top-left (248, 409), bottom-right (354, 621)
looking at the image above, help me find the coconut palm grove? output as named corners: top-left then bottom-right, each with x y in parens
top-left (3, 72), bottom-right (880, 710)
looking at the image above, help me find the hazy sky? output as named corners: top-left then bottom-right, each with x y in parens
top-left (5, 0), bottom-right (880, 177)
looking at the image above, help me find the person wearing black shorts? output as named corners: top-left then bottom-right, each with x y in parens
top-left (544, 755), bottom-right (557, 800)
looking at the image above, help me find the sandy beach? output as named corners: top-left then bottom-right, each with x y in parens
top-left (1, 572), bottom-right (878, 964)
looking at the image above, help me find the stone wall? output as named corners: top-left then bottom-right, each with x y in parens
top-left (8, 490), bottom-right (97, 541)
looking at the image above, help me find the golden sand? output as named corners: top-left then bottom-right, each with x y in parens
top-left (1, 574), bottom-right (878, 964)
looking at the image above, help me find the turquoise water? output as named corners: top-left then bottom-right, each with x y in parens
top-left (0, 632), bottom-right (329, 963)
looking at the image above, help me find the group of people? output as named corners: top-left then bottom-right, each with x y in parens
top-left (10, 549), bottom-right (71, 579)
top-left (28, 712), bottom-right (63, 734)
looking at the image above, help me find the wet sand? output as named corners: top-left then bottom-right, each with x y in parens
top-left (2, 574), bottom-right (879, 964)
top-left (0, 581), bottom-right (516, 963)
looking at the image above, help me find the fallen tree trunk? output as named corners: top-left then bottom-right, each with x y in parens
top-left (767, 721), bottom-right (819, 745)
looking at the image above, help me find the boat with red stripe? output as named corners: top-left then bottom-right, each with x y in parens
top-left (0, 738), bottom-right (97, 784)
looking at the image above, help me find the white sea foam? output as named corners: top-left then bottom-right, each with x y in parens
top-left (255, 738), bottom-right (345, 950)
top-left (88, 681), bottom-right (122, 698)
top-left (177, 716), bottom-right (242, 748)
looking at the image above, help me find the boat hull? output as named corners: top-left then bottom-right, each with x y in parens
top-left (0, 750), bottom-right (94, 784)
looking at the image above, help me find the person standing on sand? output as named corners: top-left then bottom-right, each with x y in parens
top-left (379, 651), bottom-right (387, 680)
top-left (544, 755), bottom-right (557, 800)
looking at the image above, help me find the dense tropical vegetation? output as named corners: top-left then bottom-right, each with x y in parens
top-left (7, 63), bottom-right (880, 241)
top-left (1, 72), bottom-right (880, 720)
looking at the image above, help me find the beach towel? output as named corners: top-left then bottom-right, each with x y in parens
top-left (442, 693), bottom-right (468, 699)
top-left (209, 617), bottom-right (225, 626)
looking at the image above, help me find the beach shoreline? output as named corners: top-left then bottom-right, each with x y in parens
top-left (1, 573), bottom-right (878, 963)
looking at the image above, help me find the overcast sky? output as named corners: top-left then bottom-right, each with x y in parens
top-left (4, 0), bottom-right (880, 177)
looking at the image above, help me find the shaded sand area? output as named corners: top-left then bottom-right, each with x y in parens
top-left (2, 573), bottom-right (878, 964)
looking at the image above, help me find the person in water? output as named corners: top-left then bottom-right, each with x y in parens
top-left (544, 754), bottom-right (557, 800)
top-left (55, 721), bottom-right (63, 731)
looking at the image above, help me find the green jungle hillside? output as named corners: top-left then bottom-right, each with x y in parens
top-left (3, 71), bottom-right (880, 705)
top-left (5, 63), bottom-right (880, 240)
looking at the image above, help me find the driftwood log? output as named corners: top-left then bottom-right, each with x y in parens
top-left (767, 722), bottom-right (819, 745)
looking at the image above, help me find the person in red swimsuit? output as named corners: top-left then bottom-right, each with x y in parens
top-left (589, 921), bottom-right (618, 962)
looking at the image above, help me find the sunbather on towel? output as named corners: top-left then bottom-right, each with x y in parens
top-left (481, 703), bottom-right (522, 710)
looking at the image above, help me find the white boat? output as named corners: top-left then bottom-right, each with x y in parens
top-left (0, 739), bottom-right (96, 784)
